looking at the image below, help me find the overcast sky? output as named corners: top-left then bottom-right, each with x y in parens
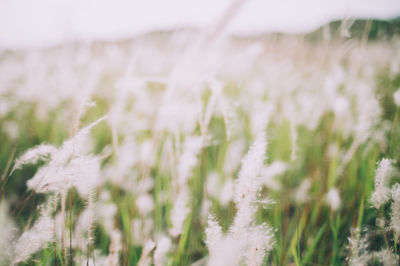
top-left (1, 0), bottom-right (400, 49)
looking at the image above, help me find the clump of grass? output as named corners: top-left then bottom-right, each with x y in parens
top-left (1, 21), bottom-right (400, 265)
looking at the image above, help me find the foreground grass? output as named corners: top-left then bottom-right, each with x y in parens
top-left (1, 36), bottom-right (400, 265)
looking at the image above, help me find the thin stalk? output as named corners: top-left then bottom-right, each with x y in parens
top-left (69, 188), bottom-right (73, 266)
top-left (61, 191), bottom-right (67, 264)
top-left (54, 193), bottom-right (59, 266)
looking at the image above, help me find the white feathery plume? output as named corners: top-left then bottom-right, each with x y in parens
top-left (394, 89), bottom-right (400, 107)
top-left (73, 209), bottom-right (91, 251)
top-left (207, 235), bottom-right (242, 266)
top-left (289, 115), bottom-right (298, 162)
top-left (338, 88), bottom-right (382, 176)
top-left (207, 134), bottom-right (275, 266)
top-left (201, 198), bottom-right (212, 223)
top-left (168, 136), bottom-right (202, 237)
top-left (346, 228), bottom-right (370, 266)
top-left (177, 136), bottom-right (203, 186)
top-left (169, 187), bottom-right (190, 237)
top-left (260, 161), bottom-right (288, 191)
top-left (136, 193), bottom-right (155, 216)
top-left (139, 140), bottom-right (156, 167)
top-left (354, 88), bottom-right (381, 145)
top-left (390, 184), bottom-right (400, 239)
top-left (12, 144), bottom-right (56, 172)
top-left (138, 239), bottom-right (156, 266)
top-left (131, 218), bottom-right (154, 245)
top-left (13, 208), bottom-right (54, 263)
top-left (68, 190), bottom-right (97, 255)
top-left (200, 79), bottom-right (222, 137)
top-left (96, 192), bottom-right (118, 233)
top-left (206, 172), bottom-right (221, 199)
top-left (223, 139), bottom-right (245, 175)
top-left (206, 172), bottom-right (233, 206)
top-left (0, 201), bottom-right (18, 265)
top-left (218, 95), bottom-right (234, 141)
top-left (249, 102), bottom-right (274, 140)
top-left (26, 154), bottom-right (101, 196)
top-left (233, 135), bottom-right (266, 214)
top-left (325, 188), bottom-right (341, 211)
top-left (205, 214), bottom-right (223, 257)
top-left (108, 229), bottom-right (122, 266)
top-left (154, 236), bottom-right (172, 266)
top-left (245, 224), bottom-right (275, 266)
top-left (103, 138), bottom-right (138, 188)
top-left (54, 115), bottom-right (107, 164)
top-left (375, 249), bottom-right (397, 266)
top-left (219, 179), bottom-right (234, 206)
top-left (22, 116), bottom-right (106, 196)
top-left (295, 179), bottom-right (312, 204)
top-left (370, 159), bottom-right (395, 209)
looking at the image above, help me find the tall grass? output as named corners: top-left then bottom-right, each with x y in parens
top-left (1, 26), bottom-right (400, 265)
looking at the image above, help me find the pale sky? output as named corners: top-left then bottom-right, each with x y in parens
top-left (0, 0), bottom-right (399, 49)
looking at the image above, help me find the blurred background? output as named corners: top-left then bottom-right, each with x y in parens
top-left (1, 0), bottom-right (400, 49)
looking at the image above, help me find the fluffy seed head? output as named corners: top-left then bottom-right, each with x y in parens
top-left (371, 159), bottom-right (395, 209)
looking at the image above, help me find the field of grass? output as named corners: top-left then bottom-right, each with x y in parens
top-left (1, 32), bottom-right (400, 265)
